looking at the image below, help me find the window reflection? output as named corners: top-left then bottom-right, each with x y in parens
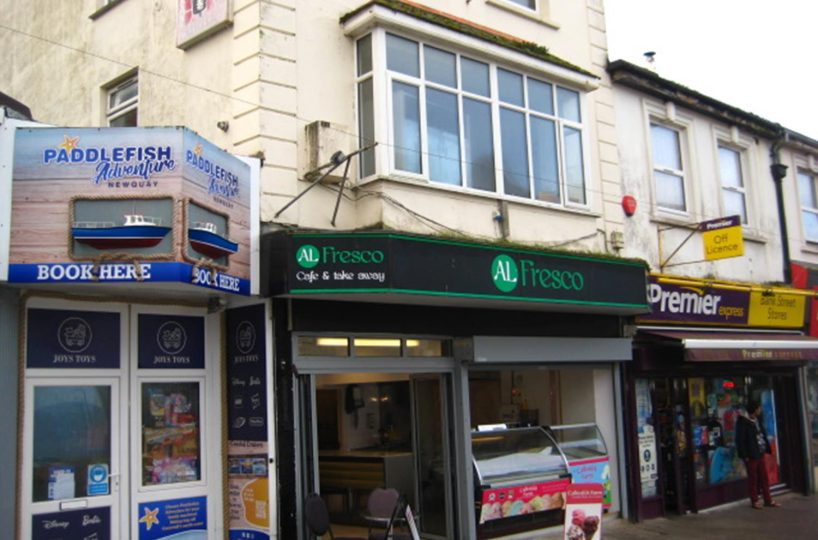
top-left (33, 386), bottom-right (111, 502)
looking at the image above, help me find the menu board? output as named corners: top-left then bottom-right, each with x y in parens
top-left (141, 382), bottom-right (201, 486)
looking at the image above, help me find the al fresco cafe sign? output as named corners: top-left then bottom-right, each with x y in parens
top-left (638, 275), bottom-right (805, 328)
top-left (274, 233), bottom-right (648, 312)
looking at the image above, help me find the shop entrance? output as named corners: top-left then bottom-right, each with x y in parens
top-left (294, 336), bottom-right (457, 539)
top-left (632, 371), bottom-right (799, 520)
top-left (21, 299), bottom-right (219, 539)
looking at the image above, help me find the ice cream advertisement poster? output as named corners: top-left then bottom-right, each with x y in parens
top-left (479, 478), bottom-right (569, 523)
top-left (569, 457), bottom-right (612, 508)
top-left (564, 483), bottom-right (603, 540)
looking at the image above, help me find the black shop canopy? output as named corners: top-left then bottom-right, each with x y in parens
top-left (640, 330), bottom-right (818, 362)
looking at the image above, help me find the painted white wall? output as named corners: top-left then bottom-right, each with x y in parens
top-left (612, 84), bottom-right (784, 282)
top-left (2, 0), bottom-right (628, 255)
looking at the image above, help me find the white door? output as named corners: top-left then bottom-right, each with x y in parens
top-left (20, 300), bottom-right (219, 539)
top-left (23, 376), bottom-right (126, 539)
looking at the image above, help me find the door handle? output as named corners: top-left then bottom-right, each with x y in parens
top-left (109, 472), bottom-right (121, 492)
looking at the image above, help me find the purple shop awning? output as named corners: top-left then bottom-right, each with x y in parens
top-left (641, 330), bottom-right (818, 362)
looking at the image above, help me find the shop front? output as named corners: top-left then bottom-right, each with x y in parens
top-left (1, 126), bottom-right (273, 540)
top-left (263, 232), bottom-right (649, 539)
top-left (626, 274), bottom-right (816, 521)
top-left (791, 262), bottom-right (818, 494)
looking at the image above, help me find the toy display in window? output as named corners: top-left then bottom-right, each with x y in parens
top-left (142, 383), bottom-right (201, 486)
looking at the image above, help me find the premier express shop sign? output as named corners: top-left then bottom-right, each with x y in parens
top-left (638, 275), bottom-right (804, 328)
top-left (275, 233), bottom-right (648, 312)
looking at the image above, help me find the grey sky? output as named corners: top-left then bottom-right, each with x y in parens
top-left (604, 0), bottom-right (818, 140)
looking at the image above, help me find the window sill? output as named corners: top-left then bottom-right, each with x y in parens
top-left (649, 211), bottom-right (698, 231)
top-left (89, 0), bottom-right (125, 20)
top-left (356, 173), bottom-right (600, 218)
top-left (485, 0), bottom-right (560, 29)
top-left (798, 241), bottom-right (818, 256)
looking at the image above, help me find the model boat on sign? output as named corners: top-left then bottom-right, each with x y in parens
top-left (188, 221), bottom-right (238, 258)
top-left (72, 214), bottom-right (171, 249)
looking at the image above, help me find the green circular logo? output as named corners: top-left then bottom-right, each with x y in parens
top-left (491, 255), bottom-right (518, 292)
top-left (296, 244), bottom-right (320, 268)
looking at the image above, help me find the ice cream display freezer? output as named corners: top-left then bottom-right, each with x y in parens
top-left (472, 426), bottom-right (571, 539)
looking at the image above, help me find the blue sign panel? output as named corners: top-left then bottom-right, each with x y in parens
top-left (138, 496), bottom-right (207, 540)
top-left (27, 308), bottom-right (120, 369)
top-left (227, 304), bottom-right (268, 442)
top-left (230, 530), bottom-right (270, 540)
top-left (138, 314), bottom-right (205, 369)
top-left (9, 262), bottom-right (249, 295)
top-left (88, 463), bottom-right (110, 496)
top-left (32, 506), bottom-right (110, 540)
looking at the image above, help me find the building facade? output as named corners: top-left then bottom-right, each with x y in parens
top-left (1, 1), bottom-right (646, 538)
top-left (609, 60), bottom-right (818, 521)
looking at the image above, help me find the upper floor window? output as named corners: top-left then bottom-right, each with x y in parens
top-left (798, 170), bottom-right (818, 242)
top-left (506, 0), bottom-right (537, 9)
top-left (357, 32), bottom-right (587, 207)
top-left (717, 146), bottom-right (747, 224)
top-left (106, 75), bottom-right (138, 127)
top-left (650, 123), bottom-right (686, 212)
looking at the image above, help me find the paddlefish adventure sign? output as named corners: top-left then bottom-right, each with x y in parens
top-left (7, 127), bottom-right (256, 294)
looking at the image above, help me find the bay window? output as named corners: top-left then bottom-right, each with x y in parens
top-left (356, 31), bottom-right (588, 208)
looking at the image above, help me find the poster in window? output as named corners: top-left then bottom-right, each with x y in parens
top-left (141, 382), bottom-right (201, 486)
top-left (176, 0), bottom-right (231, 49)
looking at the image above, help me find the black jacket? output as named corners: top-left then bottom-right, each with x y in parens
top-left (735, 414), bottom-right (771, 460)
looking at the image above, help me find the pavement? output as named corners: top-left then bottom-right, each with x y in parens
top-left (532, 492), bottom-right (816, 539)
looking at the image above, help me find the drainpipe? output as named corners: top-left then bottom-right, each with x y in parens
top-left (770, 131), bottom-right (792, 284)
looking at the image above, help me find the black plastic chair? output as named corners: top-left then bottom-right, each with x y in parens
top-left (304, 492), bottom-right (366, 540)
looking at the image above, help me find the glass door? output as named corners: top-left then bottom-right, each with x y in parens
top-left (412, 375), bottom-right (453, 539)
top-left (23, 378), bottom-right (124, 539)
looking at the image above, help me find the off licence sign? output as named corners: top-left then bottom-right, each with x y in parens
top-left (701, 215), bottom-right (744, 261)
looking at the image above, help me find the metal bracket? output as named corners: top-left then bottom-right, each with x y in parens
top-left (658, 222), bottom-right (702, 271)
top-left (273, 142), bottom-right (377, 225)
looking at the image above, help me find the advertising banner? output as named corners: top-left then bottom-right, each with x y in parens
top-left (569, 457), bottom-right (612, 508)
top-left (32, 507), bottom-right (110, 540)
top-left (176, 0), bottom-right (231, 49)
top-left (26, 308), bottom-right (120, 369)
top-left (479, 478), bottom-right (569, 523)
top-left (138, 314), bottom-right (205, 369)
top-left (563, 483), bottom-right (603, 540)
top-left (10, 127), bottom-right (252, 294)
top-left (137, 496), bottom-right (207, 540)
top-left (701, 215), bottom-right (744, 261)
top-left (226, 304), bottom-right (270, 540)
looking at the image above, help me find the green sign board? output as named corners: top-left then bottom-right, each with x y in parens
top-left (267, 233), bottom-right (648, 312)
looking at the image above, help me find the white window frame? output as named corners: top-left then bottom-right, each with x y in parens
top-left (716, 144), bottom-right (748, 224)
top-left (360, 28), bottom-right (590, 211)
top-left (106, 74), bottom-right (138, 127)
top-left (798, 168), bottom-right (818, 244)
top-left (504, 0), bottom-right (537, 11)
top-left (644, 101), bottom-right (693, 219)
